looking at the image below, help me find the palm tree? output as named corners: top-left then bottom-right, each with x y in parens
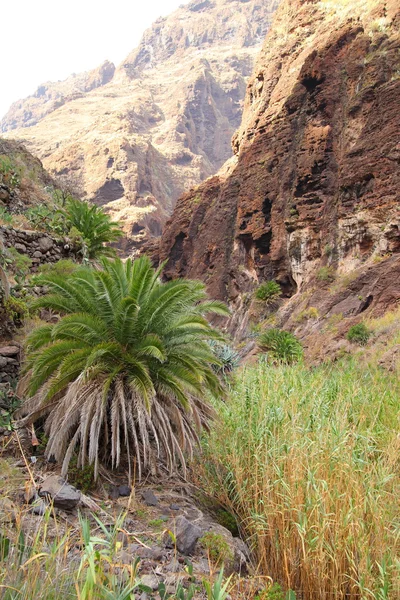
top-left (64, 198), bottom-right (123, 260)
top-left (18, 256), bottom-right (229, 480)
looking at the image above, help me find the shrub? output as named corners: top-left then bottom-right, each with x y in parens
top-left (36, 259), bottom-right (78, 278)
top-left (258, 329), bottom-right (303, 364)
top-left (0, 155), bottom-right (21, 189)
top-left (64, 198), bottom-right (123, 260)
top-left (25, 204), bottom-right (67, 236)
top-left (0, 207), bottom-right (14, 226)
top-left (296, 307), bottom-right (319, 323)
top-left (255, 280), bottom-right (281, 302)
top-left (19, 256), bottom-right (229, 479)
top-left (347, 322), bottom-right (371, 345)
top-left (4, 296), bottom-right (29, 325)
top-left (316, 266), bottom-right (336, 282)
top-left (199, 532), bottom-right (233, 567)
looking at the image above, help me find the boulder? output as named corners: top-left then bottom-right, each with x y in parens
top-left (174, 515), bottom-right (201, 555)
top-left (39, 475), bottom-right (81, 511)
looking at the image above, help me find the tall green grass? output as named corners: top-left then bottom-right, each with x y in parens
top-left (199, 360), bottom-right (400, 599)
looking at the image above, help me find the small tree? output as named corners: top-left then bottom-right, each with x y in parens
top-left (19, 256), bottom-right (229, 479)
top-left (64, 198), bottom-right (123, 260)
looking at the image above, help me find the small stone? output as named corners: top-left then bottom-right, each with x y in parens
top-left (141, 489), bottom-right (158, 506)
top-left (141, 574), bottom-right (159, 591)
top-left (33, 251), bottom-right (43, 258)
top-left (14, 243), bottom-right (27, 253)
top-left (170, 503), bottom-right (181, 511)
top-left (31, 499), bottom-right (47, 516)
top-left (109, 486), bottom-right (120, 500)
top-left (0, 346), bottom-right (19, 357)
top-left (118, 484), bottom-right (131, 497)
top-left (39, 475), bottom-right (81, 511)
top-left (38, 237), bottom-right (53, 252)
top-left (0, 357), bottom-right (8, 368)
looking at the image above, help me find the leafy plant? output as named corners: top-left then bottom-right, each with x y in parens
top-left (4, 296), bottom-right (29, 325)
top-left (19, 256), bottom-right (229, 479)
top-left (208, 340), bottom-right (239, 374)
top-left (25, 204), bottom-right (67, 236)
top-left (64, 198), bottom-right (123, 259)
top-left (296, 307), bottom-right (319, 323)
top-left (68, 455), bottom-right (95, 493)
top-left (0, 155), bottom-right (21, 189)
top-left (255, 280), bottom-right (281, 302)
top-left (203, 569), bottom-right (232, 600)
top-left (347, 322), bottom-right (371, 345)
top-left (0, 207), bottom-right (14, 226)
top-left (256, 583), bottom-right (296, 600)
top-left (36, 258), bottom-right (78, 278)
top-left (200, 532), bottom-right (233, 567)
top-left (258, 329), bottom-right (303, 364)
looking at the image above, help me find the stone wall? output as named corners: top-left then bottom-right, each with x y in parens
top-left (0, 344), bottom-right (20, 386)
top-left (0, 226), bottom-right (74, 268)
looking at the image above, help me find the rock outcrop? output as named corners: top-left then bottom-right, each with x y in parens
top-left (157, 0), bottom-right (400, 332)
top-left (2, 0), bottom-right (279, 251)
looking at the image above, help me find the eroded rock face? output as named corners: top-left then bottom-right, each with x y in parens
top-left (2, 0), bottom-right (278, 252)
top-left (158, 0), bottom-right (400, 320)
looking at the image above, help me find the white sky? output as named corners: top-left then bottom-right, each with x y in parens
top-left (1, 0), bottom-right (190, 119)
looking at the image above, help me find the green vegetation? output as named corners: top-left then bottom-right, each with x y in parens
top-left (0, 155), bottom-right (21, 189)
top-left (258, 329), bottom-right (303, 364)
top-left (20, 256), bottom-right (229, 479)
top-left (36, 258), bottom-right (78, 278)
top-left (295, 306), bottom-right (319, 322)
top-left (347, 322), bottom-right (371, 345)
top-left (200, 359), bottom-right (400, 599)
top-left (200, 532), bottom-right (233, 567)
top-left (25, 204), bottom-right (66, 236)
top-left (255, 280), bottom-right (281, 302)
top-left (208, 340), bottom-right (240, 374)
top-left (316, 266), bottom-right (336, 282)
top-left (63, 198), bottom-right (123, 260)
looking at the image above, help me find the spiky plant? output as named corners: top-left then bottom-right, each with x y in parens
top-left (64, 198), bottom-right (123, 259)
top-left (18, 256), bottom-right (229, 479)
top-left (258, 328), bottom-right (303, 364)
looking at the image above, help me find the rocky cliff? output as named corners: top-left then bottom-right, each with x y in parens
top-left (2, 0), bottom-right (278, 251)
top-left (157, 0), bottom-right (400, 342)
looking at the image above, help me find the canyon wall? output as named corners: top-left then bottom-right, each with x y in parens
top-left (157, 0), bottom-right (400, 333)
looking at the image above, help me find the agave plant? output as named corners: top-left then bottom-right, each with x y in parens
top-left (64, 198), bottom-right (123, 259)
top-left (18, 256), bottom-right (229, 479)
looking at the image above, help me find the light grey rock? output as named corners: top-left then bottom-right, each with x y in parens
top-left (14, 242), bottom-right (27, 253)
top-left (141, 574), bottom-right (159, 591)
top-left (38, 237), bottom-right (53, 252)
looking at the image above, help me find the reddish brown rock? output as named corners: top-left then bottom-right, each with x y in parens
top-left (158, 0), bottom-right (400, 325)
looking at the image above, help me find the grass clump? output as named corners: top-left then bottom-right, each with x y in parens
top-left (258, 329), bottom-right (303, 364)
top-left (200, 360), bottom-right (400, 599)
top-left (255, 281), bottom-right (281, 303)
top-left (346, 322), bottom-right (371, 345)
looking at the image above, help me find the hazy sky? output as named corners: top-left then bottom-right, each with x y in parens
top-left (1, 0), bottom-right (190, 119)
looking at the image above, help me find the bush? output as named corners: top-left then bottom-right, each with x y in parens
top-left (258, 329), bottom-right (303, 364)
top-left (347, 322), bottom-right (371, 345)
top-left (63, 198), bottom-right (123, 260)
top-left (316, 266), bottom-right (336, 282)
top-left (199, 532), bottom-right (233, 567)
top-left (255, 280), bottom-right (281, 302)
top-left (25, 204), bottom-right (67, 236)
top-left (36, 259), bottom-right (78, 278)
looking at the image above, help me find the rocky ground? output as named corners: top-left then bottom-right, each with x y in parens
top-left (0, 434), bottom-right (258, 599)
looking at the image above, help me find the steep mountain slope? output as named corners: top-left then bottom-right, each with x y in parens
top-left (157, 0), bottom-right (400, 341)
top-left (2, 0), bottom-right (278, 251)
